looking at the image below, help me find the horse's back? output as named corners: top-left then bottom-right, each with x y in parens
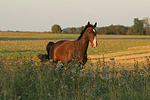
top-left (53, 40), bottom-right (76, 50)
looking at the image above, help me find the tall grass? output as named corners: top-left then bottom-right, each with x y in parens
top-left (0, 54), bottom-right (150, 100)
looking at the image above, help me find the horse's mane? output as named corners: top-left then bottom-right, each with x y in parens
top-left (78, 24), bottom-right (93, 40)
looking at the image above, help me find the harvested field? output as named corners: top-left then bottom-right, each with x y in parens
top-left (88, 45), bottom-right (150, 70)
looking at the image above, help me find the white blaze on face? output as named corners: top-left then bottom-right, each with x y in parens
top-left (93, 29), bottom-right (96, 33)
top-left (92, 36), bottom-right (97, 48)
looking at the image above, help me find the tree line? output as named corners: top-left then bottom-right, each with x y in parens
top-left (51, 17), bottom-right (150, 35)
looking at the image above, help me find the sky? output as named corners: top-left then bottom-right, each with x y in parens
top-left (0, 0), bottom-right (150, 31)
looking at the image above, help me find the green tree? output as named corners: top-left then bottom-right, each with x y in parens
top-left (143, 17), bottom-right (150, 35)
top-left (115, 26), bottom-right (121, 35)
top-left (97, 27), bottom-right (106, 34)
top-left (97, 25), bottom-right (129, 35)
top-left (70, 27), bottom-right (76, 34)
top-left (51, 24), bottom-right (62, 33)
top-left (130, 18), bottom-right (145, 35)
top-left (79, 26), bottom-right (85, 33)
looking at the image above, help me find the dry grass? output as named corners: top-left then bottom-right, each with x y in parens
top-left (89, 45), bottom-right (150, 70)
top-left (0, 31), bottom-right (79, 39)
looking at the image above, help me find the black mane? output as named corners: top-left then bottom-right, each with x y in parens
top-left (78, 24), bottom-right (93, 40)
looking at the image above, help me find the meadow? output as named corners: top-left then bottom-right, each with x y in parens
top-left (1, 31), bottom-right (150, 67)
top-left (0, 31), bottom-right (150, 99)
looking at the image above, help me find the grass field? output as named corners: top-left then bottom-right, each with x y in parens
top-left (0, 31), bottom-right (150, 99)
top-left (1, 31), bottom-right (150, 65)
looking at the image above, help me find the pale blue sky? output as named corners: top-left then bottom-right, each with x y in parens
top-left (0, 0), bottom-right (150, 31)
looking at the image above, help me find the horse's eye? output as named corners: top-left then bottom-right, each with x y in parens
top-left (89, 31), bottom-right (92, 34)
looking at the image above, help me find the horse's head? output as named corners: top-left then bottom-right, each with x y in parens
top-left (86, 22), bottom-right (98, 48)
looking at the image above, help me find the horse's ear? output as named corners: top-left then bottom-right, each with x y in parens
top-left (87, 21), bottom-right (90, 25)
top-left (94, 22), bottom-right (97, 28)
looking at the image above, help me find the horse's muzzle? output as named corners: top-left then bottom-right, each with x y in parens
top-left (92, 36), bottom-right (98, 48)
top-left (92, 42), bottom-right (98, 48)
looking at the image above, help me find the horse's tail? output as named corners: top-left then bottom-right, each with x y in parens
top-left (38, 42), bottom-right (54, 62)
top-left (46, 42), bottom-right (55, 59)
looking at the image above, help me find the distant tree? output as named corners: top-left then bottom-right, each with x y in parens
top-left (51, 24), bottom-right (62, 33)
top-left (119, 25), bottom-right (129, 35)
top-left (79, 26), bottom-right (85, 33)
top-left (115, 26), bottom-right (121, 35)
top-left (143, 17), bottom-right (150, 35)
top-left (107, 24), bottom-right (116, 35)
top-left (97, 25), bottom-right (129, 35)
top-left (70, 27), bottom-right (76, 34)
top-left (62, 30), bottom-right (69, 34)
top-left (126, 29), bottom-right (131, 35)
top-left (97, 27), bottom-right (107, 34)
top-left (130, 18), bottom-right (145, 35)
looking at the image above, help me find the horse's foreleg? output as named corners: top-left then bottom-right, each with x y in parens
top-left (78, 58), bottom-right (87, 69)
top-left (53, 60), bottom-right (58, 67)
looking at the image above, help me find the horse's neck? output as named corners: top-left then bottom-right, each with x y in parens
top-left (77, 33), bottom-right (89, 54)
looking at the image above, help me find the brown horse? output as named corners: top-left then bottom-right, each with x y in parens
top-left (38, 22), bottom-right (98, 67)
top-left (38, 42), bottom-right (54, 62)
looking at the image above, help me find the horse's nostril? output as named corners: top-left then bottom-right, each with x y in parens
top-left (92, 43), bottom-right (97, 48)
